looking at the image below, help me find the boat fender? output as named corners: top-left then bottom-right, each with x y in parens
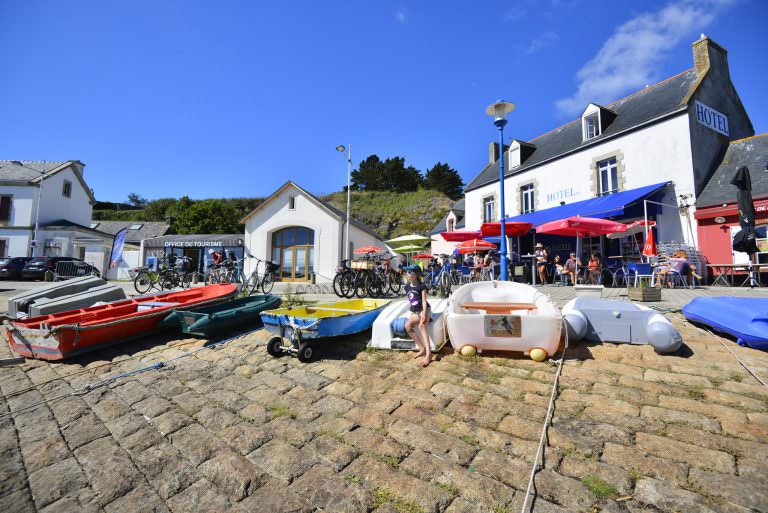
top-left (562, 311), bottom-right (588, 341)
top-left (392, 317), bottom-right (409, 338)
top-left (645, 313), bottom-right (682, 353)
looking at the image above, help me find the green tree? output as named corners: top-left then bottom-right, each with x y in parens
top-left (143, 198), bottom-right (178, 221)
top-left (351, 155), bottom-right (423, 193)
top-left (170, 199), bottom-right (242, 234)
top-left (127, 192), bottom-right (148, 207)
top-left (423, 162), bottom-right (464, 200)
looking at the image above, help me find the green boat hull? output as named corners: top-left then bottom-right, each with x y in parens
top-left (162, 294), bottom-right (281, 337)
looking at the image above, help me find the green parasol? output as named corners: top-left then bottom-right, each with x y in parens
top-left (392, 243), bottom-right (427, 253)
top-left (385, 233), bottom-right (430, 245)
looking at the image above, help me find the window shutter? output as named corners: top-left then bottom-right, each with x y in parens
top-left (0, 240), bottom-right (6, 257)
top-left (0, 196), bottom-right (11, 222)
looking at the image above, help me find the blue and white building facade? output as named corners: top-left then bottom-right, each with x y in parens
top-left (463, 36), bottom-right (755, 262)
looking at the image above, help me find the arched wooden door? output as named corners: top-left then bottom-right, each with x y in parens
top-left (271, 227), bottom-right (315, 281)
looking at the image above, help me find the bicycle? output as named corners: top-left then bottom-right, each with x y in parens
top-left (133, 255), bottom-right (183, 294)
top-left (423, 256), bottom-right (452, 298)
top-left (332, 260), bottom-right (354, 298)
top-left (240, 254), bottom-right (277, 295)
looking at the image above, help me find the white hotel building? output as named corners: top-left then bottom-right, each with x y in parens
top-left (461, 36), bottom-right (755, 263)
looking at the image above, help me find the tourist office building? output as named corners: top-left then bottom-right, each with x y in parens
top-left (463, 35), bottom-right (761, 267)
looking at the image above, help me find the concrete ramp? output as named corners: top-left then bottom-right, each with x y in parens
top-left (7, 276), bottom-right (107, 318)
top-left (28, 284), bottom-right (127, 317)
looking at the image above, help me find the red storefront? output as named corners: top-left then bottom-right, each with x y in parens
top-left (695, 197), bottom-right (768, 265)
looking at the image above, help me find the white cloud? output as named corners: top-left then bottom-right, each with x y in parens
top-left (504, 0), bottom-right (533, 22)
top-left (524, 31), bottom-right (559, 55)
top-left (395, 10), bottom-right (407, 25)
top-left (555, 0), bottom-right (739, 116)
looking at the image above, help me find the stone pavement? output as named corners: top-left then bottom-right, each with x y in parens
top-left (1, 295), bottom-right (768, 512)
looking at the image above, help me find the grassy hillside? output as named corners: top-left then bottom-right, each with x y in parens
top-left (322, 189), bottom-right (453, 240)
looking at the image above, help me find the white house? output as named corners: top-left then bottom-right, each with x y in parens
top-left (463, 35), bottom-right (754, 262)
top-left (430, 198), bottom-right (465, 255)
top-left (241, 181), bottom-right (386, 283)
top-left (0, 160), bottom-right (113, 270)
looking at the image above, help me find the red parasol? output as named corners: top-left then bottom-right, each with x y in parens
top-left (642, 227), bottom-right (657, 258)
top-left (441, 230), bottom-right (481, 242)
top-left (481, 222), bottom-right (533, 237)
top-left (455, 239), bottom-right (496, 254)
top-left (414, 253), bottom-right (434, 260)
top-left (536, 216), bottom-right (627, 238)
top-left (353, 246), bottom-right (384, 254)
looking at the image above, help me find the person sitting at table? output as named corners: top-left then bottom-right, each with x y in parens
top-left (563, 252), bottom-right (580, 285)
top-left (463, 254), bottom-right (474, 268)
top-left (553, 255), bottom-right (564, 284)
top-left (655, 250), bottom-right (691, 287)
top-left (535, 243), bottom-right (549, 284)
top-left (588, 252), bottom-right (602, 284)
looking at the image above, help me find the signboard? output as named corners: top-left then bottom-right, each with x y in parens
top-left (109, 228), bottom-right (128, 268)
top-left (483, 315), bottom-right (521, 337)
top-left (695, 101), bottom-right (729, 136)
top-left (546, 187), bottom-right (580, 204)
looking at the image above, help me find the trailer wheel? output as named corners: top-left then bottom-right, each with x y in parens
top-left (297, 342), bottom-right (314, 363)
top-left (267, 337), bottom-right (283, 357)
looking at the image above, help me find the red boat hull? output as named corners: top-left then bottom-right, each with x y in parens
top-left (7, 284), bottom-right (237, 361)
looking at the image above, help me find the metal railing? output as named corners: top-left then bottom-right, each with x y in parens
top-left (53, 261), bottom-right (101, 281)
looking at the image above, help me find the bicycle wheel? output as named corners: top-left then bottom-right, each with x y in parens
top-left (388, 270), bottom-right (402, 295)
top-left (439, 272), bottom-right (451, 298)
top-left (367, 274), bottom-right (383, 298)
top-left (261, 272), bottom-right (274, 294)
top-left (160, 276), bottom-right (177, 290)
top-left (134, 270), bottom-right (153, 294)
top-left (341, 272), bottom-right (356, 298)
top-left (332, 273), bottom-right (345, 297)
top-left (354, 272), bottom-right (369, 298)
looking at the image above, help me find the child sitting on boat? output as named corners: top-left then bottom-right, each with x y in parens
top-left (404, 265), bottom-right (432, 367)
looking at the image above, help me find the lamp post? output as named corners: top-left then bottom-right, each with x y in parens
top-left (336, 144), bottom-right (352, 260)
top-left (13, 162), bottom-right (46, 257)
top-left (485, 100), bottom-right (516, 281)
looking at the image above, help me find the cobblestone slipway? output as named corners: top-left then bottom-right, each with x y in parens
top-left (0, 310), bottom-right (766, 513)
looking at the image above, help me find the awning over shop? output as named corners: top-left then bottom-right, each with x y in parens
top-left (505, 181), bottom-right (670, 228)
top-left (142, 234), bottom-right (244, 249)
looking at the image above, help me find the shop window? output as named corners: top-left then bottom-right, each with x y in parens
top-left (583, 114), bottom-right (600, 140)
top-left (598, 157), bottom-right (619, 196)
top-left (271, 226), bottom-right (315, 281)
top-left (520, 183), bottom-right (535, 214)
top-left (0, 195), bottom-right (12, 224)
top-left (62, 180), bottom-right (72, 198)
top-left (483, 196), bottom-right (496, 223)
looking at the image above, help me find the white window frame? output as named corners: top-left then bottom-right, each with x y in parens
top-left (520, 183), bottom-right (535, 214)
top-left (482, 196), bottom-right (495, 223)
top-left (446, 218), bottom-right (455, 232)
top-left (597, 157), bottom-right (619, 196)
top-left (583, 114), bottom-right (600, 140)
top-left (62, 180), bottom-right (72, 198)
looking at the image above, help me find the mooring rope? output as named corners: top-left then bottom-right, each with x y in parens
top-left (519, 315), bottom-right (569, 513)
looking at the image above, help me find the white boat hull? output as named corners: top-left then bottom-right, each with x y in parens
top-left (446, 281), bottom-right (562, 356)
top-left (369, 298), bottom-right (448, 351)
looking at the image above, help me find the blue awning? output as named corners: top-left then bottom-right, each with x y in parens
top-left (505, 181), bottom-right (670, 228)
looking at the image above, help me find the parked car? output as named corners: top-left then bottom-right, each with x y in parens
top-left (0, 257), bottom-right (32, 280)
top-left (20, 257), bottom-right (101, 280)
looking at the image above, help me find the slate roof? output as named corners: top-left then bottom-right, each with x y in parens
top-left (92, 221), bottom-right (171, 244)
top-left (696, 134), bottom-right (768, 208)
top-left (466, 69), bottom-right (700, 192)
top-left (40, 219), bottom-right (113, 238)
top-left (431, 198), bottom-right (466, 235)
top-left (0, 160), bottom-right (68, 181)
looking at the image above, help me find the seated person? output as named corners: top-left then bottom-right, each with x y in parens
top-left (462, 254), bottom-right (475, 268)
top-left (588, 252), bottom-right (602, 284)
top-left (563, 252), bottom-right (581, 285)
top-left (655, 250), bottom-right (690, 287)
top-left (553, 255), bottom-right (564, 283)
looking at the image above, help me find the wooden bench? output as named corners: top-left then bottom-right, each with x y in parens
top-left (461, 302), bottom-right (538, 314)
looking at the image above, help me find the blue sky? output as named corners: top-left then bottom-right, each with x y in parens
top-left (1, 0), bottom-right (765, 202)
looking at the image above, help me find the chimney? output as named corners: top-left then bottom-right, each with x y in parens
top-left (692, 34), bottom-right (729, 77)
top-left (489, 142), bottom-right (499, 164)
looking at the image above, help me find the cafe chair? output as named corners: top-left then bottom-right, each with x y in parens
top-left (627, 262), bottom-right (655, 287)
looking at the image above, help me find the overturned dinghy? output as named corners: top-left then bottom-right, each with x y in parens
top-left (7, 276), bottom-right (114, 319)
top-left (369, 298), bottom-right (448, 351)
top-left (446, 281), bottom-right (562, 360)
top-left (682, 297), bottom-right (768, 350)
top-left (562, 297), bottom-right (681, 353)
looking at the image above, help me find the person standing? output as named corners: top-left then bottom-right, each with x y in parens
top-left (535, 243), bottom-right (549, 284)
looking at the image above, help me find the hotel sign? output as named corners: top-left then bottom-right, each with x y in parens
top-left (695, 101), bottom-right (729, 136)
top-left (546, 187), bottom-right (579, 204)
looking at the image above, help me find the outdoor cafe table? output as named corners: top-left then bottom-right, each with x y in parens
top-left (709, 263), bottom-right (768, 287)
top-left (521, 254), bottom-right (537, 285)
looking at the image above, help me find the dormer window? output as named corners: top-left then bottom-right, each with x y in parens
top-left (507, 140), bottom-right (537, 169)
top-left (447, 218), bottom-right (455, 232)
top-left (584, 114), bottom-right (600, 140)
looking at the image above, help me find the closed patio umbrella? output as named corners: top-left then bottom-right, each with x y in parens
top-left (731, 165), bottom-right (758, 287)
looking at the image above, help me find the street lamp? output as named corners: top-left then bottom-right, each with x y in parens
top-left (12, 161), bottom-right (46, 257)
top-left (485, 100), bottom-right (516, 281)
top-left (336, 144), bottom-right (352, 261)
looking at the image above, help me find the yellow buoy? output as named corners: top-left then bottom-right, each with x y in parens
top-left (529, 348), bottom-right (547, 362)
top-left (460, 345), bottom-right (477, 356)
